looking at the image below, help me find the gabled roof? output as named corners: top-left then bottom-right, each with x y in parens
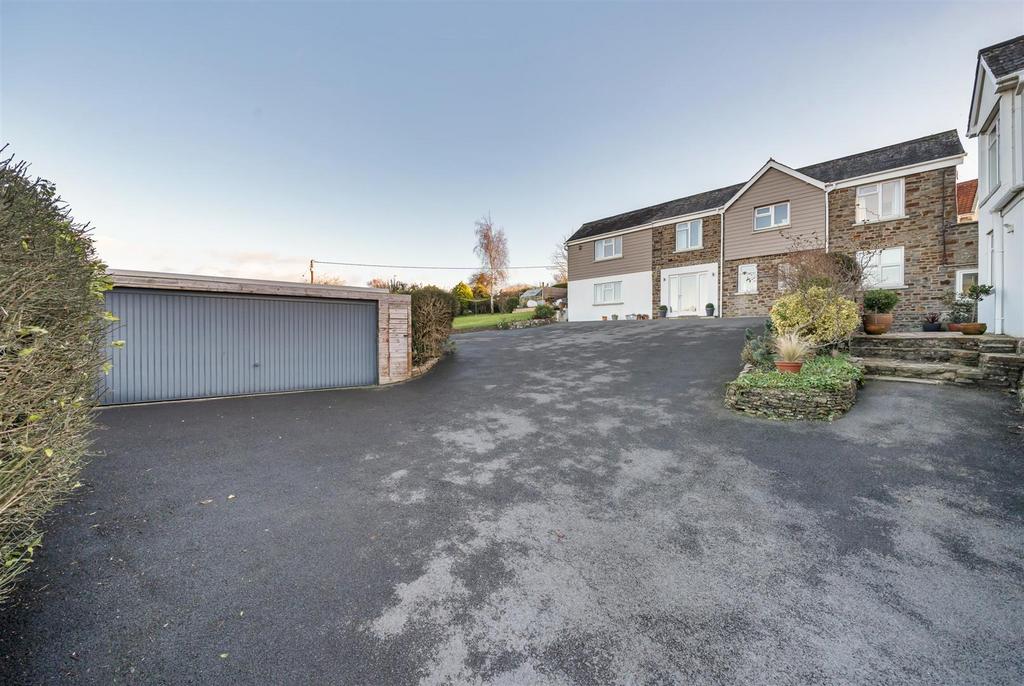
top-left (957, 179), bottom-right (978, 216)
top-left (979, 34), bottom-right (1024, 78)
top-left (569, 130), bottom-right (964, 242)
top-left (721, 160), bottom-right (824, 212)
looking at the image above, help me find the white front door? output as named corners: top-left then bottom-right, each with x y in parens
top-left (668, 272), bottom-right (703, 316)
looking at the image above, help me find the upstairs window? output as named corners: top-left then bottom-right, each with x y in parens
top-left (856, 179), bottom-right (904, 223)
top-left (593, 281), bottom-right (622, 304)
top-left (858, 246), bottom-right (905, 288)
top-left (594, 236), bottom-right (622, 261)
top-left (753, 202), bottom-right (789, 231)
top-left (986, 118), bottom-right (1000, 194)
top-left (675, 219), bottom-right (703, 251)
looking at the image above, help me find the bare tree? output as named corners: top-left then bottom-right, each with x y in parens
top-left (550, 233), bottom-right (568, 283)
top-left (473, 214), bottom-right (509, 313)
top-left (313, 275), bottom-right (347, 286)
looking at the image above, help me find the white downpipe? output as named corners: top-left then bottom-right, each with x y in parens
top-left (718, 211), bottom-right (725, 317)
top-left (824, 189), bottom-right (831, 252)
top-left (996, 224), bottom-right (1006, 334)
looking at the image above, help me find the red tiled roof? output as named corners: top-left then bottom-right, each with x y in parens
top-left (957, 179), bottom-right (978, 215)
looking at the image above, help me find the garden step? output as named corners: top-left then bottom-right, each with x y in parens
top-left (850, 345), bottom-right (981, 365)
top-left (855, 357), bottom-right (986, 384)
top-left (849, 333), bottom-right (1018, 355)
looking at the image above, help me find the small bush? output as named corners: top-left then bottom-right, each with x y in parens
top-left (496, 294), bottom-right (519, 314)
top-left (863, 289), bottom-right (899, 314)
top-left (450, 281), bottom-right (473, 301)
top-left (774, 333), bottom-right (811, 362)
top-left (770, 287), bottom-right (859, 346)
top-left (410, 286), bottom-right (457, 364)
top-left (734, 354), bottom-right (863, 391)
top-left (1, 153), bottom-right (110, 603)
top-left (533, 303), bottom-right (556, 319)
top-left (741, 320), bottom-right (776, 370)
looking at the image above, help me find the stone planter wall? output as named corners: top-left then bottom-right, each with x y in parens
top-left (725, 379), bottom-right (858, 421)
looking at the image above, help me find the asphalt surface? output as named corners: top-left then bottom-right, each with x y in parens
top-left (1, 318), bottom-right (1022, 685)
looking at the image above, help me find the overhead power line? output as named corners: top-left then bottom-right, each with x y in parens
top-left (311, 259), bottom-right (555, 270)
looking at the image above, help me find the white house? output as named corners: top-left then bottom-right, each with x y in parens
top-left (967, 35), bottom-right (1024, 336)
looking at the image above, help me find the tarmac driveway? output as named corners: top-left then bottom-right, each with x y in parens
top-left (2, 319), bottom-right (1023, 685)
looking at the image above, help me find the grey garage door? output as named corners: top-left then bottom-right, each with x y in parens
top-left (101, 288), bottom-right (378, 404)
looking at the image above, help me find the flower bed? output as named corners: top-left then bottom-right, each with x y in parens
top-left (725, 355), bottom-right (863, 421)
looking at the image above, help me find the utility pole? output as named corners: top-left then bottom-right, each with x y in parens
top-left (309, 259), bottom-right (315, 284)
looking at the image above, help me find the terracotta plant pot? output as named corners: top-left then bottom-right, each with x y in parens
top-left (862, 313), bottom-right (894, 335)
top-left (946, 322), bottom-right (962, 332)
top-left (958, 322), bottom-right (987, 335)
top-left (774, 360), bottom-right (803, 374)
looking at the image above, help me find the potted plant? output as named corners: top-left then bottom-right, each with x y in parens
top-left (705, 302), bottom-right (715, 317)
top-left (862, 289), bottom-right (899, 335)
top-left (942, 290), bottom-right (971, 331)
top-left (611, 313), bottom-right (619, 321)
top-left (958, 284), bottom-right (995, 335)
top-left (922, 312), bottom-right (942, 332)
top-left (774, 332), bottom-right (811, 373)
top-left (658, 304), bottom-right (668, 319)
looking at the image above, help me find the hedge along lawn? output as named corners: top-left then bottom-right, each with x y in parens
top-left (735, 354), bottom-right (863, 391)
top-left (452, 311), bottom-right (535, 331)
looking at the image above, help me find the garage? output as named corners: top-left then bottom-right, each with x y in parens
top-left (101, 271), bottom-right (412, 405)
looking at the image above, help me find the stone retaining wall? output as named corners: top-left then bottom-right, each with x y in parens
top-left (725, 380), bottom-right (858, 421)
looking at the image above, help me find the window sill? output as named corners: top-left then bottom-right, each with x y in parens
top-left (673, 245), bottom-right (704, 253)
top-left (752, 224), bottom-right (790, 233)
top-left (593, 302), bottom-right (624, 306)
top-left (735, 291), bottom-right (758, 296)
top-left (863, 284), bottom-right (908, 290)
top-left (594, 255), bottom-right (623, 263)
top-left (852, 215), bottom-right (908, 226)
top-left (978, 183), bottom-right (1001, 209)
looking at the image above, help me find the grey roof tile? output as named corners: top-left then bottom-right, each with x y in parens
top-left (980, 34), bottom-right (1024, 78)
top-left (570, 130), bottom-right (964, 242)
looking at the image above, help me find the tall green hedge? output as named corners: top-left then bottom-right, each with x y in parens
top-left (410, 286), bottom-right (456, 365)
top-left (0, 153), bottom-right (110, 603)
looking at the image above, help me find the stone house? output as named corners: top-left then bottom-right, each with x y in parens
top-left (566, 130), bottom-right (976, 330)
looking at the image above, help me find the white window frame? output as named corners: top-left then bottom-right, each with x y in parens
top-left (594, 236), bottom-right (622, 261)
top-left (955, 269), bottom-right (979, 296)
top-left (855, 178), bottom-right (904, 224)
top-left (858, 246), bottom-right (905, 289)
top-left (986, 117), bottom-right (1000, 195)
top-left (753, 202), bottom-right (790, 231)
top-left (674, 219), bottom-right (703, 252)
top-left (593, 280), bottom-right (622, 305)
top-left (737, 264), bottom-right (758, 294)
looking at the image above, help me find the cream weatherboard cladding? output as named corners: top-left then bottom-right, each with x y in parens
top-left (722, 168), bottom-right (826, 261)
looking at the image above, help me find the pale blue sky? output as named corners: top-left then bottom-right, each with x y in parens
top-left (2, 1), bottom-right (1020, 286)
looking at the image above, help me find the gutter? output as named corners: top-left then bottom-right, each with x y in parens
top-left (718, 210), bottom-right (725, 317)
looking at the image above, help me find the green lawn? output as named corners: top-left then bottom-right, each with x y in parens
top-left (452, 311), bottom-right (535, 331)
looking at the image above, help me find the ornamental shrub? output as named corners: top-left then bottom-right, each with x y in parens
top-left (741, 319), bottom-right (776, 370)
top-left (1, 153), bottom-right (110, 603)
top-left (450, 281), bottom-right (473, 301)
top-left (863, 288), bottom-right (899, 314)
top-left (410, 286), bottom-right (457, 364)
top-left (770, 286), bottom-right (859, 346)
top-left (496, 294), bottom-right (519, 314)
top-left (534, 303), bottom-right (556, 319)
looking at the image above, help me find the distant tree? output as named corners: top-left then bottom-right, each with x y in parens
top-left (551, 233), bottom-right (569, 283)
top-left (473, 214), bottom-right (509, 314)
top-left (368, 277), bottom-right (409, 293)
top-left (314, 275), bottom-right (347, 286)
top-left (367, 277), bottom-right (390, 289)
top-left (468, 271), bottom-right (492, 299)
top-left (451, 281), bottom-right (473, 301)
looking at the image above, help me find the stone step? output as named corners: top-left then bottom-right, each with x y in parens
top-left (853, 357), bottom-right (986, 385)
top-left (851, 345), bottom-right (981, 365)
top-left (850, 333), bottom-right (1018, 355)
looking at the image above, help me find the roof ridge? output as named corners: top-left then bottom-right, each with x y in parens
top-left (796, 130), bottom-right (959, 173)
top-left (578, 181), bottom-right (743, 229)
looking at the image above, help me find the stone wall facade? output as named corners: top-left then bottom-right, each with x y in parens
top-left (828, 167), bottom-right (972, 331)
top-left (721, 251), bottom-right (820, 318)
top-left (651, 214), bottom-right (721, 313)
